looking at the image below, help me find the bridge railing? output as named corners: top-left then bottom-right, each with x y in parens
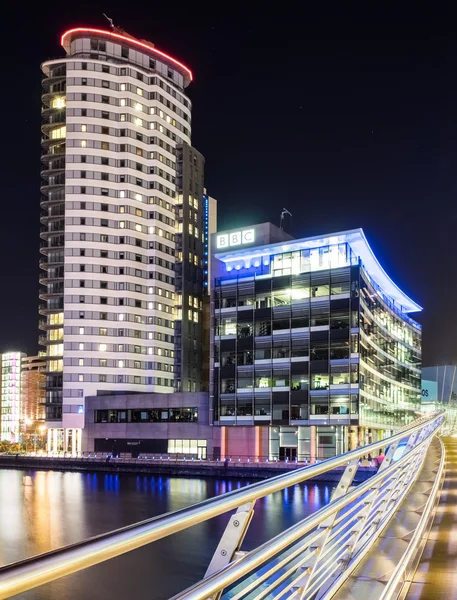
top-left (0, 412), bottom-right (444, 600)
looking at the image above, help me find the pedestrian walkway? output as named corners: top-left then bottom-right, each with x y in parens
top-left (406, 436), bottom-right (457, 598)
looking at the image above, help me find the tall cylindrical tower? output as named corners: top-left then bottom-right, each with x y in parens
top-left (40, 27), bottom-right (193, 453)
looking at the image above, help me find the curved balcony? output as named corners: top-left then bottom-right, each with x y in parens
top-left (39, 335), bottom-right (63, 346)
top-left (41, 114), bottom-right (66, 134)
top-left (39, 289), bottom-right (64, 302)
top-left (40, 240), bottom-right (65, 254)
top-left (40, 177), bottom-right (65, 194)
top-left (39, 303), bottom-right (63, 316)
top-left (41, 135), bottom-right (66, 149)
top-left (40, 195), bottom-right (65, 209)
top-left (41, 102), bottom-right (66, 117)
top-left (41, 144), bottom-right (66, 161)
top-left (39, 273), bottom-right (64, 285)
top-left (40, 210), bottom-right (65, 225)
top-left (39, 319), bottom-right (63, 331)
top-left (41, 72), bottom-right (66, 89)
top-left (40, 159), bottom-right (66, 178)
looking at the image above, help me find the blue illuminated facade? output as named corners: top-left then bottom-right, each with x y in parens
top-left (210, 224), bottom-right (422, 460)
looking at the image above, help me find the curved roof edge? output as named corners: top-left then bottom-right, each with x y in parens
top-left (215, 227), bottom-right (422, 313)
top-left (61, 27), bottom-right (193, 84)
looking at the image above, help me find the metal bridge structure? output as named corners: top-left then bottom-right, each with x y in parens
top-left (0, 411), bottom-right (450, 600)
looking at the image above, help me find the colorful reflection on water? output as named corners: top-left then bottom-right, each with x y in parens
top-left (0, 469), bottom-right (333, 600)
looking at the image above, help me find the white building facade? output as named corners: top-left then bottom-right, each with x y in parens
top-left (40, 27), bottom-right (195, 453)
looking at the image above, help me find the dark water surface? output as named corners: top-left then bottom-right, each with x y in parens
top-left (0, 469), bottom-right (333, 599)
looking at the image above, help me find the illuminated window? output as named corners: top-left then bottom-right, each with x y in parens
top-left (135, 193), bottom-right (142, 201)
top-left (79, 327), bottom-right (84, 334)
top-left (51, 96), bottom-right (66, 109)
top-left (119, 221), bottom-right (125, 228)
top-left (120, 98), bottom-right (126, 106)
top-left (119, 191), bottom-right (126, 198)
top-left (149, 122), bottom-right (155, 129)
top-left (78, 375), bottom-right (84, 382)
top-left (50, 126), bottom-right (66, 139)
top-left (120, 114), bottom-right (126, 121)
top-left (135, 118), bottom-right (143, 127)
top-left (118, 360), bottom-right (124, 368)
top-left (79, 343), bottom-right (84, 351)
top-left (81, 140), bottom-right (87, 148)
top-left (99, 344), bottom-right (107, 352)
top-left (135, 224), bottom-right (141, 232)
top-left (81, 124), bottom-right (87, 132)
top-left (135, 102), bottom-right (143, 111)
top-left (137, 87), bottom-right (143, 96)
top-left (78, 359), bottom-right (84, 366)
top-left (166, 115), bottom-right (171, 123)
top-left (120, 83), bottom-right (126, 91)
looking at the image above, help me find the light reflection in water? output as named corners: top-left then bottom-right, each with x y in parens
top-left (0, 469), bottom-right (333, 600)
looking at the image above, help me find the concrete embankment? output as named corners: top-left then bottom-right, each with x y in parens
top-left (0, 455), bottom-right (376, 482)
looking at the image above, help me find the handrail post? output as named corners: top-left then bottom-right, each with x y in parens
top-left (204, 500), bottom-right (256, 599)
top-left (292, 458), bottom-right (360, 599)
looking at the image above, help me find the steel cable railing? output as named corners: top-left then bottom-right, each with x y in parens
top-left (0, 412), bottom-right (444, 600)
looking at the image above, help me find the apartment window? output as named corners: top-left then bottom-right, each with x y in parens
top-left (78, 359), bottom-right (84, 366)
top-left (81, 124), bottom-right (87, 132)
top-left (120, 114), bottom-right (126, 121)
top-left (101, 126), bottom-right (109, 134)
top-left (101, 235), bottom-right (108, 242)
top-left (78, 375), bottom-right (84, 382)
top-left (120, 99), bottom-right (126, 107)
top-left (81, 109), bottom-right (87, 116)
top-left (80, 264), bottom-right (85, 272)
top-left (79, 343), bottom-right (84, 351)
top-left (81, 78), bottom-right (87, 85)
top-left (101, 250), bottom-right (108, 258)
top-left (79, 327), bottom-right (84, 335)
top-left (99, 375), bottom-right (107, 382)
top-left (81, 140), bottom-right (87, 148)
top-left (134, 361), bottom-right (141, 369)
top-left (100, 359), bottom-right (107, 367)
top-left (102, 65), bottom-right (109, 73)
top-left (79, 296), bottom-right (85, 303)
top-left (82, 62), bottom-right (87, 70)
top-left (100, 297), bottom-right (108, 305)
top-left (82, 94), bottom-right (87, 101)
top-left (101, 189), bottom-right (109, 196)
top-left (80, 249), bottom-right (85, 256)
top-left (101, 95), bottom-right (109, 104)
top-left (101, 219), bottom-right (109, 226)
top-left (136, 87), bottom-right (143, 96)
top-left (118, 360), bottom-right (124, 368)
top-left (101, 157), bottom-right (109, 166)
top-left (79, 280), bottom-right (85, 287)
top-left (149, 58), bottom-right (155, 69)
top-left (100, 281), bottom-right (108, 289)
top-left (102, 80), bottom-right (109, 88)
top-left (99, 343), bottom-right (107, 352)
top-left (100, 312), bottom-right (107, 320)
top-left (134, 346), bottom-right (141, 353)
top-left (101, 173), bottom-right (109, 181)
top-left (121, 46), bottom-right (129, 58)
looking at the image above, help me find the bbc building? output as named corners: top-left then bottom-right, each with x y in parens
top-left (210, 223), bottom-right (422, 460)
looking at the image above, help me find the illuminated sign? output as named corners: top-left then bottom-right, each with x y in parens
top-left (421, 380), bottom-right (438, 402)
top-left (217, 229), bottom-right (255, 249)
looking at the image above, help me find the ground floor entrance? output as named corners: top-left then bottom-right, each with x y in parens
top-left (47, 428), bottom-right (82, 455)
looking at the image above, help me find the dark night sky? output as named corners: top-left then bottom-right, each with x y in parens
top-left (1, 2), bottom-right (456, 365)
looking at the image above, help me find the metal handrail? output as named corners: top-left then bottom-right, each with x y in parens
top-left (0, 412), bottom-right (443, 599)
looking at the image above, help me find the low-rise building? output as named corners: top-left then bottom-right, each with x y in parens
top-left (82, 392), bottom-right (218, 458)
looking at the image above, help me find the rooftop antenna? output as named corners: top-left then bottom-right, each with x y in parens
top-left (280, 208), bottom-right (292, 231)
top-left (103, 13), bottom-right (115, 29)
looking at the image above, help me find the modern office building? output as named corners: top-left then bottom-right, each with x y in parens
top-left (39, 26), bottom-right (216, 453)
top-left (21, 354), bottom-right (46, 423)
top-left (210, 223), bottom-right (422, 460)
top-left (0, 352), bottom-right (25, 442)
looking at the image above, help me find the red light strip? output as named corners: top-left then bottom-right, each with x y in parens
top-left (61, 27), bottom-right (193, 82)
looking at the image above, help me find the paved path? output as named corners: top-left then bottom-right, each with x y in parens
top-left (406, 436), bottom-right (457, 599)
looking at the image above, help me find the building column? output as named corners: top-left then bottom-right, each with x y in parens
top-left (310, 426), bottom-right (316, 462)
top-left (52, 428), bottom-right (58, 454)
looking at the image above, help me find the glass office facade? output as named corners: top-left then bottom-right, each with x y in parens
top-left (211, 231), bottom-right (422, 459)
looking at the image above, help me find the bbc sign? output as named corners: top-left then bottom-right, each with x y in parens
top-left (216, 229), bottom-right (255, 249)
